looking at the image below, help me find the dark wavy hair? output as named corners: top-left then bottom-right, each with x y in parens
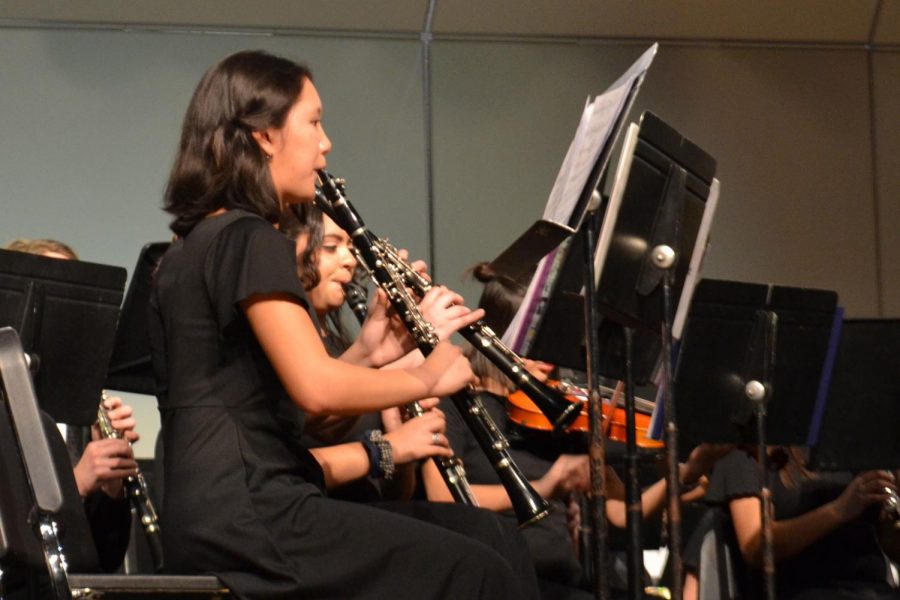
top-left (281, 202), bottom-right (323, 290)
top-left (164, 50), bottom-right (312, 237)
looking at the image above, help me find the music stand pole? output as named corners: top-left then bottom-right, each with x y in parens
top-left (653, 245), bottom-right (683, 600)
top-left (744, 310), bottom-right (777, 600)
top-left (582, 194), bottom-right (612, 600)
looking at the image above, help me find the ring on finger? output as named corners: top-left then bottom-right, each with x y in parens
top-left (432, 432), bottom-right (441, 445)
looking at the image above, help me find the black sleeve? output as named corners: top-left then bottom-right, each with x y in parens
top-left (83, 492), bottom-right (132, 573)
top-left (205, 216), bottom-right (311, 333)
top-left (704, 448), bottom-right (762, 505)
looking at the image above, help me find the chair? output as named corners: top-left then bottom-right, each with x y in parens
top-left (0, 327), bottom-right (230, 599)
top-left (695, 507), bottom-right (740, 600)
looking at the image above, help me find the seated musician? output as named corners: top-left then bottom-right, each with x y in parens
top-left (421, 261), bottom-right (722, 598)
top-left (3, 238), bottom-right (139, 574)
top-left (279, 203), bottom-right (540, 589)
top-left (683, 447), bottom-right (899, 600)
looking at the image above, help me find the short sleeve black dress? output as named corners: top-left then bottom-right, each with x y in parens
top-left (149, 210), bottom-right (528, 599)
top-left (700, 449), bottom-right (899, 599)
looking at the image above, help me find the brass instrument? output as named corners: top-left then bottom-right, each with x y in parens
top-left (97, 393), bottom-right (164, 572)
top-left (316, 170), bottom-right (550, 526)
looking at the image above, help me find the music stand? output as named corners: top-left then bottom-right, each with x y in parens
top-left (106, 242), bottom-right (170, 395)
top-left (674, 279), bottom-right (839, 448)
top-left (526, 111), bottom-right (718, 599)
top-left (531, 112), bottom-right (718, 378)
top-left (0, 249), bottom-right (126, 425)
top-left (673, 278), bottom-right (840, 599)
top-left (808, 318), bottom-right (900, 471)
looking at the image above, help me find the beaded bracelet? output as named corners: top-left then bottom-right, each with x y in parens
top-left (361, 429), bottom-right (395, 481)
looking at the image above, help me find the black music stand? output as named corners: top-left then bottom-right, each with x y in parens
top-left (808, 318), bottom-right (900, 471)
top-left (674, 279), bottom-right (839, 449)
top-left (528, 111), bottom-right (719, 600)
top-left (530, 112), bottom-right (718, 381)
top-left (491, 46), bottom-right (658, 600)
top-left (106, 242), bottom-right (170, 395)
top-left (673, 278), bottom-right (840, 599)
top-left (0, 249), bottom-right (126, 425)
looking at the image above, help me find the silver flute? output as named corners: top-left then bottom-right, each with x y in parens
top-left (316, 170), bottom-right (550, 526)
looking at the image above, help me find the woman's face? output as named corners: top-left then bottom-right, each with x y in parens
top-left (257, 78), bottom-right (332, 204)
top-left (303, 214), bottom-right (357, 315)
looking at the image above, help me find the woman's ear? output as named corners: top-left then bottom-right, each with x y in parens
top-left (252, 128), bottom-right (277, 159)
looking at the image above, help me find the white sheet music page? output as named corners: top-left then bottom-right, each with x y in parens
top-left (502, 44), bottom-right (658, 354)
top-left (543, 43), bottom-right (658, 227)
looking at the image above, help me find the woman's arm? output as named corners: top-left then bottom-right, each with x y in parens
top-left (338, 285), bottom-right (484, 368)
top-left (311, 404), bottom-right (452, 489)
top-left (729, 470), bottom-right (895, 567)
top-left (243, 294), bottom-right (473, 415)
top-left (423, 453), bottom-right (590, 512)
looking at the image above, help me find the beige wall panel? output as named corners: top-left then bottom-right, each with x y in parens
top-left (431, 42), bottom-right (879, 317)
top-left (0, 28), bottom-right (429, 270)
top-left (873, 52), bottom-right (900, 316)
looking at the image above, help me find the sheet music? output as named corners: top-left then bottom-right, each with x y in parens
top-left (502, 44), bottom-right (658, 353)
top-left (543, 44), bottom-right (658, 227)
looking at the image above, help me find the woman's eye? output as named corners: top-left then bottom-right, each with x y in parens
top-left (322, 245), bottom-right (338, 252)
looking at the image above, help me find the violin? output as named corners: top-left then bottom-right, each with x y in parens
top-left (507, 380), bottom-right (664, 449)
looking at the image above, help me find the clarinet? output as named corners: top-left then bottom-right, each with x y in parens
top-left (97, 393), bottom-right (164, 572)
top-left (342, 278), bottom-right (477, 505)
top-left (325, 182), bottom-right (581, 434)
top-left (317, 170), bottom-right (551, 526)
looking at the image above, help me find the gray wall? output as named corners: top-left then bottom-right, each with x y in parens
top-left (1, 26), bottom-right (898, 454)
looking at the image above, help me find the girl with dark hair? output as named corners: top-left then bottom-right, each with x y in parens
top-left (150, 50), bottom-right (535, 599)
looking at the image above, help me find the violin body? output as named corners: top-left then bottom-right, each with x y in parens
top-left (507, 381), bottom-right (664, 449)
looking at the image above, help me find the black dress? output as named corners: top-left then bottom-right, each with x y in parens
top-left (701, 449), bottom-right (899, 599)
top-left (148, 209), bottom-right (529, 599)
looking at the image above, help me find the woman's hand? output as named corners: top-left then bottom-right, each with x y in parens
top-left (536, 454), bottom-right (590, 499)
top-left (680, 475), bottom-right (709, 503)
top-left (384, 406), bottom-right (453, 465)
top-left (94, 395), bottom-right (139, 443)
top-left (681, 443), bottom-right (733, 487)
top-left (565, 493), bottom-right (583, 557)
top-left (831, 470), bottom-right (896, 523)
top-left (411, 341), bottom-right (475, 398)
top-left (73, 438), bottom-right (137, 498)
top-left (353, 288), bottom-right (417, 367)
top-left (417, 285), bottom-right (485, 341)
